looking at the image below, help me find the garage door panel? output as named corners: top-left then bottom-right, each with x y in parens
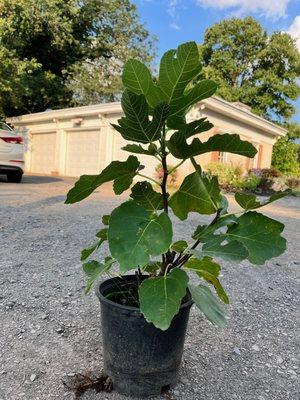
top-left (65, 130), bottom-right (104, 177)
top-left (31, 133), bottom-right (56, 174)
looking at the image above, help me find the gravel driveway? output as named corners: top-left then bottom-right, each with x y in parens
top-left (0, 174), bottom-right (299, 400)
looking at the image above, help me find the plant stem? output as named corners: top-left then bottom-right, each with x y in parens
top-left (137, 173), bottom-right (161, 186)
top-left (160, 128), bottom-right (169, 215)
top-left (190, 156), bottom-right (201, 174)
top-left (159, 124), bottom-right (172, 274)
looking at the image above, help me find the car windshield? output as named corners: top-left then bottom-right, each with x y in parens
top-left (0, 122), bottom-right (13, 131)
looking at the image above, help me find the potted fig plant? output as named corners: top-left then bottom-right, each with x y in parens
top-left (66, 42), bottom-right (289, 397)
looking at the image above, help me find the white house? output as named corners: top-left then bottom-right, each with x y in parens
top-left (7, 97), bottom-right (286, 180)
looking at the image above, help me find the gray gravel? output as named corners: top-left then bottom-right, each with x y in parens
top-left (0, 174), bottom-right (299, 400)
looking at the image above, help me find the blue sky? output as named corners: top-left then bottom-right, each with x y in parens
top-left (133, 0), bottom-right (300, 122)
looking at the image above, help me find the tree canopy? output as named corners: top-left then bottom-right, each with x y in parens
top-left (0, 0), bottom-right (155, 117)
top-left (200, 17), bottom-right (300, 122)
top-left (272, 137), bottom-right (299, 176)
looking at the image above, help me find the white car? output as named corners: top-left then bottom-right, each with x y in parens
top-left (0, 122), bottom-right (24, 183)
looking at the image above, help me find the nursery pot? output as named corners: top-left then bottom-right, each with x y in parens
top-left (96, 275), bottom-right (193, 397)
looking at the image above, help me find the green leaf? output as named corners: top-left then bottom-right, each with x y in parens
top-left (158, 43), bottom-right (217, 122)
top-left (112, 90), bottom-right (169, 143)
top-left (167, 133), bottom-right (257, 160)
top-left (81, 242), bottom-right (100, 262)
top-left (171, 240), bottom-right (188, 253)
top-left (95, 228), bottom-right (108, 240)
top-left (65, 155), bottom-right (140, 203)
top-left (102, 215), bottom-right (110, 226)
top-left (226, 212), bottom-right (286, 265)
top-left (185, 258), bottom-right (228, 304)
top-left (143, 262), bottom-right (161, 275)
top-left (130, 181), bottom-right (164, 211)
top-left (139, 269), bottom-right (189, 330)
top-left (122, 59), bottom-right (164, 108)
top-left (81, 228), bottom-right (108, 261)
top-left (188, 284), bottom-right (226, 326)
top-left (169, 172), bottom-right (221, 220)
top-left (158, 42), bottom-right (202, 102)
top-left (192, 238), bottom-right (249, 262)
top-left (193, 215), bottom-right (237, 241)
top-left (235, 189), bottom-right (291, 211)
top-left (185, 256), bottom-right (221, 276)
top-left (122, 42), bottom-right (217, 128)
top-left (83, 259), bottom-right (113, 294)
top-left (122, 143), bottom-right (155, 156)
top-left (220, 195), bottom-right (229, 215)
top-left (202, 134), bottom-right (257, 157)
top-left (108, 201), bottom-right (173, 272)
top-left (175, 118), bottom-right (213, 139)
top-left (168, 80), bottom-right (217, 127)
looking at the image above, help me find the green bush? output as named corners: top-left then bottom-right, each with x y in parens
top-left (272, 137), bottom-right (299, 176)
top-left (205, 162), bottom-right (243, 187)
top-left (205, 162), bottom-right (261, 191)
top-left (233, 173), bottom-right (261, 190)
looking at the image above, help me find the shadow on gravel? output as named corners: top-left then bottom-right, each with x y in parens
top-left (22, 175), bottom-right (63, 184)
top-left (21, 195), bottom-right (66, 208)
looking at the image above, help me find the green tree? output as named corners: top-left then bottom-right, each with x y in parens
top-left (272, 137), bottom-right (299, 176)
top-left (200, 17), bottom-right (300, 122)
top-left (0, 0), bottom-right (155, 117)
top-left (285, 122), bottom-right (300, 140)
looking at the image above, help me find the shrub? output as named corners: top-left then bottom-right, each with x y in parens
top-left (286, 177), bottom-right (300, 189)
top-left (272, 137), bottom-right (299, 176)
top-left (154, 163), bottom-right (178, 186)
top-left (250, 168), bottom-right (281, 191)
top-left (233, 173), bottom-right (261, 190)
top-left (205, 162), bottom-right (243, 188)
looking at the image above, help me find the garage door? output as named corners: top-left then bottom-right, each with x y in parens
top-left (30, 132), bottom-right (56, 174)
top-left (65, 130), bottom-right (104, 176)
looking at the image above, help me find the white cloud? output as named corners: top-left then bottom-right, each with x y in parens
top-left (170, 22), bottom-right (181, 30)
top-left (168, 0), bottom-right (179, 17)
top-left (196, 0), bottom-right (290, 20)
top-left (286, 16), bottom-right (300, 51)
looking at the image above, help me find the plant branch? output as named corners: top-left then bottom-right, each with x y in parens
top-left (168, 159), bottom-right (185, 174)
top-left (137, 173), bottom-right (160, 186)
top-left (173, 208), bottom-right (222, 268)
top-left (154, 154), bottom-right (162, 162)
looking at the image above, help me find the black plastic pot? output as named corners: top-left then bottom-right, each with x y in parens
top-left (96, 275), bottom-right (193, 397)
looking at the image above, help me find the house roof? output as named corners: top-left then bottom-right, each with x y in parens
top-left (8, 96), bottom-right (287, 138)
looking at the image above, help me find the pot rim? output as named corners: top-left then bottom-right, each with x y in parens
top-left (95, 274), bottom-right (194, 312)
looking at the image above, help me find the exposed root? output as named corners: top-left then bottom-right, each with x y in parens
top-left (62, 370), bottom-right (113, 399)
top-left (161, 387), bottom-right (175, 400)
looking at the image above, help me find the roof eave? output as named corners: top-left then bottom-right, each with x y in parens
top-left (201, 97), bottom-right (287, 137)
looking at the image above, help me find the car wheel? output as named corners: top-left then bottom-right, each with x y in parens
top-left (7, 171), bottom-right (23, 183)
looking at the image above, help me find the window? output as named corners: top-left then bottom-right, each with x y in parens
top-left (218, 152), bottom-right (227, 163)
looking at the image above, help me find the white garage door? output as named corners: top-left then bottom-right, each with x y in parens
top-left (30, 132), bottom-right (56, 174)
top-left (65, 130), bottom-right (104, 177)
